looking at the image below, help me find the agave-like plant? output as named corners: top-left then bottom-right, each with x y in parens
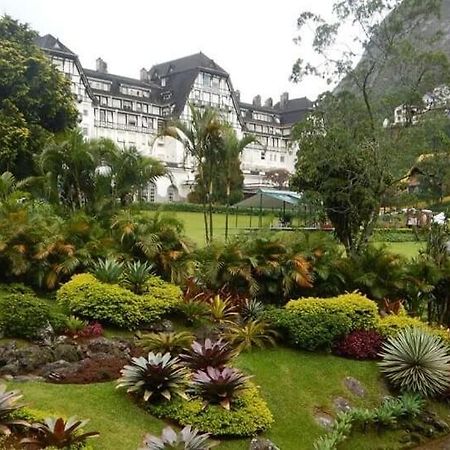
top-left (136, 331), bottom-right (194, 355)
top-left (180, 338), bottom-right (236, 370)
top-left (142, 425), bottom-right (216, 450)
top-left (121, 260), bottom-right (153, 294)
top-left (117, 352), bottom-right (189, 402)
top-left (378, 327), bottom-right (450, 397)
top-left (207, 295), bottom-right (238, 325)
top-left (225, 320), bottom-right (278, 352)
top-left (0, 384), bottom-right (28, 435)
top-left (91, 257), bottom-right (124, 284)
top-left (240, 298), bottom-right (265, 321)
top-left (21, 416), bottom-right (99, 448)
top-left (191, 366), bottom-right (250, 410)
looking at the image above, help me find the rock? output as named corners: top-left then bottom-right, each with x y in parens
top-left (249, 438), bottom-right (280, 450)
top-left (85, 338), bottom-right (131, 358)
top-left (0, 361), bottom-right (21, 376)
top-left (343, 376), bottom-right (366, 397)
top-left (314, 409), bottom-right (335, 430)
top-left (333, 396), bottom-right (352, 413)
top-left (1, 374), bottom-right (14, 381)
top-left (144, 320), bottom-right (174, 333)
top-left (13, 375), bottom-right (45, 382)
top-left (53, 343), bottom-right (82, 362)
top-left (39, 360), bottom-right (81, 380)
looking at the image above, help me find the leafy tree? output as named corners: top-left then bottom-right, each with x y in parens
top-left (290, 0), bottom-right (450, 255)
top-left (0, 15), bottom-right (78, 177)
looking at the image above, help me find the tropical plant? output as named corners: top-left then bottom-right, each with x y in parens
top-left (0, 384), bottom-right (27, 435)
top-left (21, 416), bottom-right (99, 448)
top-left (191, 367), bottom-right (250, 410)
top-left (208, 296), bottom-right (238, 325)
top-left (91, 257), bottom-right (124, 284)
top-left (178, 299), bottom-right (210, 326)
top-left (333, 330), bottom-right (383, 360)
top-left (240, 298), bottom-right (265, 321)
top-left (226, 320), bottom-right (278, 352)
top-left (142, 425), bottom-right (215, 450)
top-left (181, 339), bottom-right (236, 370)
top-left (117, 352), bottom-right (189, 402)
top-left (121, 260), bottom-right (153, 294)
top-left (378, 327), bottom-right (450, 397)
top-left (64, 315), bottom-right (88, 337)
top-left (136, 331), bottom-right (195, 355)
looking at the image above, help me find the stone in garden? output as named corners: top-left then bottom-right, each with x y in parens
top-left (343, 376), bottom-right (366, 397)
top-left (249, 438), bottom-right (281, 450)
top-left (333, 396), bottom-right (352, 413)
top-left (53, 343), bottom-right (82, 362)
top-left (13, 375), bottom-right (45, 382)
top-left (313, 409), bottom-right (335, 430)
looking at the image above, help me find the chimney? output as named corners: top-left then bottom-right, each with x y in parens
top-left (252, 95), bottom-right (261, 107)
top-left (96, 57), bottom-right (108, 73)
top-left (280, 92), bottom-right (289, 108)
top-left (264, 97), bottom-right (273, 108)
top-left (234, 90), bottom-right (241, 102)
top-left (140, 68), bottom-right (149, 82)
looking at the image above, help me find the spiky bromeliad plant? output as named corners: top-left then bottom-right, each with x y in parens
top-left (191, 366), bottom-right (250, 410)
top-left (240, 298), bottom-right (265, 321)
top-left (0, 384), bottom-right (28, 435)
top-left (91, 257), bottom-right (124, 284)
top-left (142, 425), bottom-right (216, 450)
top-left (121, 260), bottom-right (153, 294)
top-left (136, 331), bottom-right (195, 355)
top-left (117, 352), bottom-right (189, 402)
top-left (180, 338), bottom-right (236, 370)
top-left (21, 416), bottom-right (99, 448)
top-left (225, 319), bottom-right (278, 352)
top-left (378, 327), bottom-right (450, 397)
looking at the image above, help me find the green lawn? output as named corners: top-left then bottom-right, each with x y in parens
top-left (9, 347), bottom-right (423, 450)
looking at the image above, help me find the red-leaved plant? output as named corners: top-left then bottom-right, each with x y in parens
top-left (333, 330), bottom-right (383, 360)
top-left (79, 322), bottom-right (104, 338)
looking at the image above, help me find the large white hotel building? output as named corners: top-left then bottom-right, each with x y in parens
top-left (36, 34), bottom-right (312, 202)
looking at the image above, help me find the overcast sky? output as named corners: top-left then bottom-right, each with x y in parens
top-left (1, 0), bottom-right (342, 102)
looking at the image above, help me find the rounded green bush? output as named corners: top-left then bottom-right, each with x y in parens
top-left (266, 293), bottom-right (378, 350)
top-left (147, 383), bottom-right (273, 437)
top-left (0, 293), bottom-right (66, 339)
top-left (57, 274), bottom-right (182, 329)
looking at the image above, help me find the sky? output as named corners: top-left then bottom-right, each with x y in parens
top-left (1, 0), bottom-right (343, 102)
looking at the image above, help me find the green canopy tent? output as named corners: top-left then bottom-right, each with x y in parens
top-left (233, 189), bottom-right (303, 227)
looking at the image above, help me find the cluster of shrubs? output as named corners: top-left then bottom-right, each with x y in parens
top-left (117, 336), bottom-right (273, 437)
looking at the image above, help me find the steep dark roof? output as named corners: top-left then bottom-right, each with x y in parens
top-left (84, 69), bottom-right (164, 105)
top-left (34, 34), bottom-right (76, 57)
top-left (149, 52), bottom-right (228, 79)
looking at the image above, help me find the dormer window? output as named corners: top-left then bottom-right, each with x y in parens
top-left (161, 78), bottom-right (167, 87)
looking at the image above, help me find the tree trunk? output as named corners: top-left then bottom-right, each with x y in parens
top-left (208, 178), bottom-right (213, 241)
top-left (225, 182), bottom-right (230, 241)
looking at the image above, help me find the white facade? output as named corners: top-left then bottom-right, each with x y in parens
top-left (38, 36), bottom-right (311, 202)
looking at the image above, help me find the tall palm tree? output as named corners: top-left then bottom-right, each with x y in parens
top-left (162, 104), bottom-right (223, 243)
top-left (220, 126), bottom-right (256, 240)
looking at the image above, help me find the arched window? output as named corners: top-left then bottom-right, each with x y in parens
top-left (167, 185), bottom-right (178, 202)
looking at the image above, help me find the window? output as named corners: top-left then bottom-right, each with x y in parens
top-left (128, 115), bottom-right (137, 126)
top-left (107, 111), bottom-right (113, 123)
top-left (167, 185), bottom-right (178, 202)
top-left (203, 73), bottom-right (211, 87)
top-left (203, 92), bottom-right (211, 103)
top-left (118, 113), bottom-right (126, 125)
top-left (193, 90), bottom-right (200, 100)
top-left (100, 96), bottom-right (109, 106)
top-left (147, 182), bottom-right (157, 202)
top-left (90, 80), bottom-right (111, 91)
top-left (136, 103), bottom-right (142, 112)
top-left (112, 98), bottom-right (121, 108)
top-left (280, 155), bottom-right (285, 163)
top-left (99, 110), bottom-right (106, 122)
top-left (161, 78), bottom-right (167, 87)
top-left (212, 94), bottom-right (219, 105)
top-left (142, 117), bottom-right (148, 128)
top-left (142, 104), bottom-right (148, 113)
top-left (212, 77), bottom-right (220, 89)
top-left (261, 151), bottom-right (266, 160)
top-left (123, 100), bottom-right (132, 111)
top-left (83, 109), bottom-right (89, 116)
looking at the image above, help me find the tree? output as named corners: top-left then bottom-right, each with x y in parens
top-left (263, 169), bottom-right (291, 189)
top-left (0, 15), bottom-right (78, 177)
top-left (162, 104), bottom-right (223, 243)
top-left (290, 0), bottom-right (450, 255)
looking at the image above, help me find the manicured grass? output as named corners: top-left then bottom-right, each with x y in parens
top-left (9, 347), bottom-right (408, 450)
top-left (383, 241), bottom-right (424, 258)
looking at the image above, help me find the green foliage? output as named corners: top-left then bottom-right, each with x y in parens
top-left (148, 383), bottom-right (273, 437)
top-left (379, 327), bottom-right (450, 397)
top-left (207, 296), bottom-right (238, 325)
top-left (239, 298), bottom-right (265, 321)
top-left (181, 339), bottom-right (236, 371)
top-left (265, 293), bottom-right (378, 350)
top-left (65, 315), bottom-right (87, 335)
top-left (57, 273), bottom-right (181, 329)
top-left (21, 416), bottom-right (99, 448)
top-left (142, 425), bottom-right (216, 450)
top-left (225, 320), bottom-right (278, 352)
top-left (117, 352), bottom-right (189, 403)
top-left (0, 16), bottom-right (78, 178)
top-left (376, 315), bottom-right (429, 338)
top-left (91, 258), bottom-right (124, 284)
top-left (121, 260), bottom-right (153, 294)
top-left (136, 331), bottom-right (195, 355)
top-left (0, 292), bottom-right (66, 339)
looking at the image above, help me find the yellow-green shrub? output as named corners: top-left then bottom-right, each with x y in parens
top-left (147, 383), bottom-right (273, 437)
top-left (57, 274), bottom-right (181, 329)
top-left (265, 293), bottom-right (378, 350)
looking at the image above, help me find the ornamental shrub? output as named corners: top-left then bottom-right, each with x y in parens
top-left (0, 293), bottom-right (67, 339)
top-left (333, 330), bottom-right (384, 360)
top-left (57, 274), bottom-right (181, 329)
top-left (265, 293), bottom-right (378, 351)
top-left (147, 383), bottom-right (273, 437)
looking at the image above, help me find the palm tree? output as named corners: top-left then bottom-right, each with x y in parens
top-left (162, 104), bottom-right (223, 243)
top-left (220, 126), bottom-right (256, 240)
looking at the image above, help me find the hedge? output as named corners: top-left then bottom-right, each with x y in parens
top-left (147, 383), bottom-right (273, 437)
top-left (57, 274), bottom-right (182, 329)
top-left (265, 293), bottom-right (378, 351)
